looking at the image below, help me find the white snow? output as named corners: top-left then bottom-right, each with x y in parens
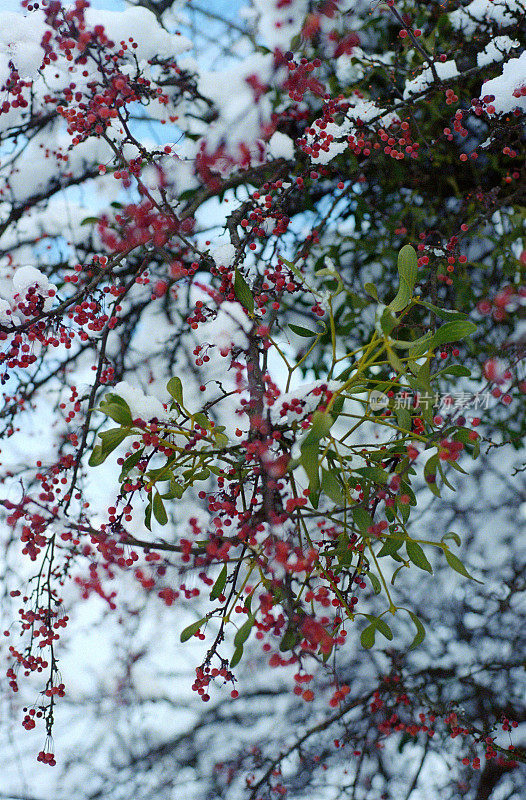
top-left (197, 54), bottom-right (276, 157)
top-left (0, 265), bottom-right (57, 324)
top-left (0, 6), bottom-right (191, 86)
top-left (199, 301), bottom-right (251, 355)
top-left (210, 242), bottom-right (236, 268)
top-left (0, 11), bottom-right (45, 83)
top-left (403, 60), bottom-right (459, 99)
top-left (307, 98), bottom-right (399, 165)
top-left (268, 132), bottom-right (295, 161)
top-left (480, 51), bottom-right (526, 114)
top-left (449, 0), bottom-right (526, 34)
top-left (84, 6), bottom-right (192, 61)
top-left (111, 381), bottom-right (166, 421)
top-left (477, 36), bottom-right (520, 67)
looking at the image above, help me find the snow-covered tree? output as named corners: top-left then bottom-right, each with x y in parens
top-left (0, 1), bottom-right (524, 798)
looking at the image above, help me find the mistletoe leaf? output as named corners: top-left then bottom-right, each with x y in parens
top-left (406, 539), bottom-right (433, 573)
top-left (234, 614), bottom-right (256, 648)
top-left (432, 321), bottom-right (477, 346)
top-left (234, 269), bottom-right (254, 313)
top-left (289, 323), bottom-right (317, 338)
top-left (152, 492), bottom-right (168, 525)
top-left (180, 618), bottom-right (206, 643)
top-left (167, 376), bottom-right (184, 406)
top-left (230, 645), bottom-right (244, 668)
top-left (444, 549), bottom-right (483, 583)
top-left (210, 564), bottom-right (228, 600)
top-left (389, 245), bottom-right (417, 312)
top-left (360, 624), bottom-right (376, 649)
top-left (408, 611), bottom-right (426, 650)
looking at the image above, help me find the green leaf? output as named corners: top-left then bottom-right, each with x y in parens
top-left (352, 506), bottom-right (373, 533)
top-left (356, 466), bottom-right (389, 484)
top-left (233, 269), bottom-right (254, 314)
top-left (80, 216), bottom-right (100, 226)
top-left (331, 394), bottom-right (345, 416)
top-left (213, 432), bottom-right (230, 448)
top-left (210, 564), bottom-right (228, 600)
top-left (437, 460), bottom-right (457, 490)
top-left (144, 500), bottom-right (152, 531)
top-left (364, 282), bottom-right (379, 301)
top-left (389, 244), bottom-right (417, 312)
top-left (439, 365), bottom-right (472, 377)
top-left (405, 376), bottom-right (428, 400)
top-left (395, 407), bottom-right (412, 431)
top-left (281, 257), bottom-right (305, 285)
top-left (279, 626), bottom-right (301, 652)
top-left (418, 301), bottom-right (467, 321)
top-left (360, 624), bottom-right (376, 649)
top-left (393, 338), bottom-right (424, 351)
top-left (164, 477), bottom-right (184, 499)
top-left (336, 533), bottom-right (354, 567)
top-left (390, 563), bottom-right (407, 585)
top-left (119, 448), bottom-right (144, 481)
top-left (448, 459), bottom-right (468, 475)
top-left (321, 469), bottom-right (345, 505)
top-left (178, 187), bottom-right (197, 202)
top-left (369, 573), bottom-right (382, 595)
top-left (408, 332), bottom-right (435, 359)
top-left (406, 540), bottom-right (433, 573)
top-left (399, 481), bottom-right (416, 506)
top-left (153, 492), bottom-right (168, 526)
top-left (444, 549), bottom-right (482, 583)
top-left (193, 469), bottom-right (211, 481)
top-left (290, 32), bottom-right (301, 50)
top-left (375, 618), bottom-right (393, 641)
top-left (302, 411), bottom-right (334, 447)
top-left (424, 453), bottom-right (441, 497)
top-left (97, 428), bottom-right (131, 457)
top-left (453, 427), bottom-right (480, 452)
top-left (234, 614), bottom-right (256, 648)
top-left (244, 591), bottom-right (253, 615)
top-left (167, 376), bottom-right (184, 406)
top-left (192, 412), bottom-right (210, 429)
top-left (408, 611), bottom-right (426, 650)
top-left (442, 531), bottom-right (461, 547)
top-left (180, 617), bottom-right (206, 642)
top-left (300, 443), bottom-right (320, 495)
top-left (230, 645), bottom-right (244, 669)
top-left (417, 359), bottom-right (432, 387)
top-left (289, 323), bottom-right (317, 338)
top-left (148, 464), bottom-right (173, 481)
top-left (387, 348), bottom-right (406, 374)
top-left (380, 306), bottom-right (397, 335)
top-left (88, 444), bottom-right (106, 467)
top-left (322, 642), bottom-right (334, 663)
top-left (99, 396), bottom-right (133, 426)
top-left (432, 321), bottom-right (477, 346)
top-left (376, 537), bottom-right (404, 558)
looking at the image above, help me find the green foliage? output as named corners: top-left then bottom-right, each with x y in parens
top-left (210, 564), bottom-right (228, 601)
top-left (180, 618), bottom-right (206, 642)
top-left (89, 262), bottom-right (485, 656)
top-left (233, 269), bottom-right (254, 313)
top-left (389, 245), bottom-right (418, 312)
